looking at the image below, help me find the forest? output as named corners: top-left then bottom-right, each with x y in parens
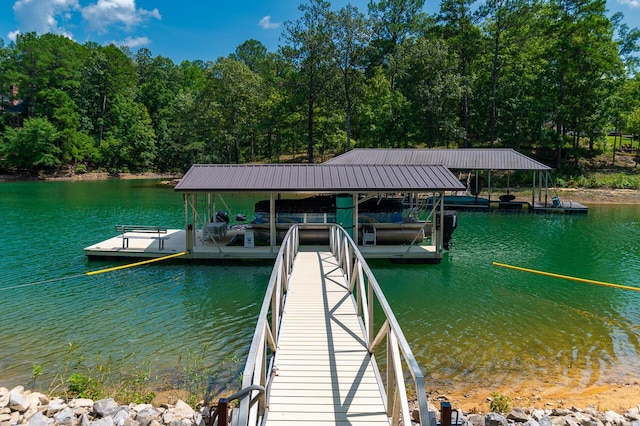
top-left (0, 0), bottom-right (639, 176)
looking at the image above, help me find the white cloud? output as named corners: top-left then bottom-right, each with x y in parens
top-left (12, 0), bottom-right (79, 38)
top-left (82, 0), bottom-right (161, 33)
top-left (259, 15), bottom-right (280, 30)
top-left (110, 35), bottom-right (150, 48)
top-left (618, 0), bottom-right (640, 7)
top-left (8, 30), bottom-right (20, 42)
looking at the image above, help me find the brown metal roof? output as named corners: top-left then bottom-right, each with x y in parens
top-left (174, 164), bottom-right (466, 193)
top-left (325, 148), bottom-right (551, 171)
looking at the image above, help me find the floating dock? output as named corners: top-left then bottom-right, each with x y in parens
top-left (84, 228), bottom-right (439, 261)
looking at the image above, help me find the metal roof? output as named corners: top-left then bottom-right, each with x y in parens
top-left (174, 164), bottom-right (465, 193)
top-left (325, 148), bottom-right (551, 171)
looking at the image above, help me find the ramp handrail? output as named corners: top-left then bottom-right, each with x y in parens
top-left (330, 224), bottom-right (432, 426)
top-left (230, 225), bottom-right (299, 426)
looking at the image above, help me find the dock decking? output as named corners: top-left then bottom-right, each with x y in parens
top-left (84, 230), bottom-right (440, 261)
top-left (267, 250), bottom-right (389, 425)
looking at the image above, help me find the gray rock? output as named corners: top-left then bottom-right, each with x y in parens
top-left (486, 412), bottom-right (510, 426)
top-left (113, 408), bottom-right (131, 426)
top-left (565, 416), bottom-right (581, 426)
top-left (0, 413), bottom-right (12, 423)
top-left (94, 399), bottom-right (119, 418)
top-left (148, 420), bottom-right (162, 426)
top-left (523, 420), bottom-right (542, 426)
top-left (604, 410), bottom-right (626, 426)
top-left (54, 408), bottom-right (75, 426)
top-left (80, 413), bottom-right (91, 426)
top-left (91, 417), bottom-right (114, 426)
top-left (193, 413), bottom-right (204, 426)
top-left (508, 408), bottom-right (531, 422)
top-left (46, 399), bottom-right (67, 416)
top-left (468, 413), bottom-right (484, 426)
top-left (539, 415), bottom-right (554, 426)
top-left (173, 401), bottom-right (194, 419)
top-left (27, 412), bottom-right (52, 426)
top-left (123, 418), bottom-right (140, 426)
top-left (630, 421), bottom-right (640, 426)
top-left (554, 409), bottom-right (574, 417)
top-left (9, 391), bottom-right (31, 413)
top-left (135, 407), bottom-right (160, 426)
top-left (72, 399), bottom-right (95, 409)
top-left (0, 393), bottom-right (8, 410)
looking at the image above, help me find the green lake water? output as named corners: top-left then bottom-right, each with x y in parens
top-left (1, 179), bottom-right (639, 395)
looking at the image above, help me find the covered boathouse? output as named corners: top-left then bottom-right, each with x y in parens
top-left (325, 148), bottom-right (588, 213)
top-left (84, 163), bottom-right (465, 262)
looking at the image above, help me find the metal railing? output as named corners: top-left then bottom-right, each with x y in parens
top-left (229, 225), bottom-right (299, 426)
top-left (226, 223), bottom-right (431, 426)
top-left (330, 225), bottom-right (432, 426)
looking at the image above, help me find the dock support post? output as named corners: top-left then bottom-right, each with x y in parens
top-left (440, 401), bottom-right (452, 426)
top-left (216, 398), bottom-right (229, 425)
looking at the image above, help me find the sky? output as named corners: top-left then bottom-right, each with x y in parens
top-left (0, 0), bottom-right (638, 64)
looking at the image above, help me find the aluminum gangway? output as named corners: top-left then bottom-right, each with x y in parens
top-left (214, 224), bottom-right (432, 426)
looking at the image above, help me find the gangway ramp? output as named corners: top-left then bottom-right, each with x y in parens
top-left (225, 224), bottom-right (431, 426)
top-left (268, 250), bottom-right (388, 424)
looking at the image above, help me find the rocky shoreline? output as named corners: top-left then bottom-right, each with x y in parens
top-left (3, 386), bottom-right (640, 426)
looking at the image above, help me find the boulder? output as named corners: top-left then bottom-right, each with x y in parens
top-left (72, 399), bottom-right (95, 409)
top-left (486, 412), bottom-right (510, 426)
top-left (135, 407), bottom-right (161, 426)
top-left (47, 398), bottom-right (68, 416)
top-left (603, 410), bottom-right (626, 426)
top-left (94, 398), bottom-right (120, 418)
top-left (113, 408), bottom-right (132, 426)
top-left (508, 408), bottom-right (531, 422)
top-left (91, 417), bottom-right (115, 426)
top-left (9, 390), bottom-right (31, 412)
top-left (27, 411), bottom-right (52, 426)
top-left (54, 408), bottom-right (75, 426)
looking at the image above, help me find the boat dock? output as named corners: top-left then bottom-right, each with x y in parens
top-left (85, 163), bottom-right (465, 263)
top-left (84, 227), bottom-right (439, 261)
top-left (215, 224), bottom-right (431, 425)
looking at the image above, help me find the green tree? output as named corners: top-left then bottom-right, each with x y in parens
top-left (282, 0), bottom-right (336, 163)
top-left (330, 4), bottom-right (370, 152)
top-left (438, 0), bottom-right (482, 147)
top-left (134, 49), bottom-right (180, 170)
top-left (206, 56), bottom-right (263, 163)
top-left (1, 117), bottom-right (60, 171)
top-left (397, 37), bottom-right (463, 147)
top-left (100, 94), bottom-right (156, 172)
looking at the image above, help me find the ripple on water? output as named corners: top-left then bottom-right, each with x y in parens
top-left (1, 184), bottom-right (639, 395)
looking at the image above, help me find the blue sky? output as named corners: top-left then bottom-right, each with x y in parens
top-left (0, 0), bottom-right (638, 64)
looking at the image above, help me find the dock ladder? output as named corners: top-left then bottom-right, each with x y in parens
top-left (217, 224), bottom-right (432, 426)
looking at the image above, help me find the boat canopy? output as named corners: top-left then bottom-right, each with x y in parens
top-left (174, 164), bottom-right (466, 193)
top-left (325, 148), bottom-right (551, 171)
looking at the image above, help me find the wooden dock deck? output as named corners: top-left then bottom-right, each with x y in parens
top-left (84, 230), bottom-right (440, 261)
top-left (266, 250), bottom-right (389, 425)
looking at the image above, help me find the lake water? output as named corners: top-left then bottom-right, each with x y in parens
top-left (1, 179), bottom-right (639, 397)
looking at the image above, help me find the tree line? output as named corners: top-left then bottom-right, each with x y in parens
top-left (1, 0), bottom-right (639, 175)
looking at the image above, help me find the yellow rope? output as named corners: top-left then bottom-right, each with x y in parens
top-left (493, 262), bottom-right (640, 292)
top-left (85, 251), bottom-right (188, 276)
top-left (0, 252), bottom-right (189, 291)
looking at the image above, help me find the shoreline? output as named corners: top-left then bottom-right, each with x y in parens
top-left (1, 171), bottom-right (638, 205)
top-left (432, 381), bottom-right (640, 414)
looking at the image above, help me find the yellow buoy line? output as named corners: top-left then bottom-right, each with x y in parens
top-left (0, 251), bottom-right (188, 291)
top-left (493, 261), bottom-right (640, 292)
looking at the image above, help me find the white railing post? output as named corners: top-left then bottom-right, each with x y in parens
top-left (234, 224), bottom-right (300, 426)
top-left (327, 224), bottom-right (431, 426)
